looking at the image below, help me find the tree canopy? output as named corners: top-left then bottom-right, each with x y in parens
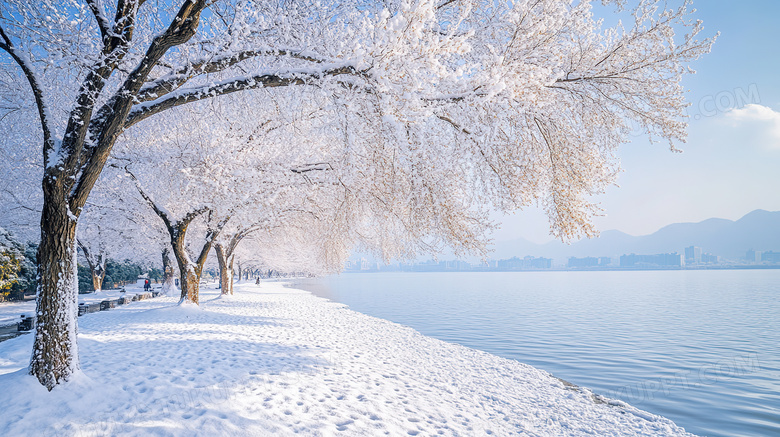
top-left (0, 0), bottom-right (713, 390)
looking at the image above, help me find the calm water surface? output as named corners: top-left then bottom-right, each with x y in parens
top-left (291, 270), bottom-right (780, 437)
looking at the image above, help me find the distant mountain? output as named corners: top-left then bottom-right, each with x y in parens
top-left (491, 209), bottom-right (780, 262)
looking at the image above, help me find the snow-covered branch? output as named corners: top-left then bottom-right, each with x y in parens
top-left (0, 24), bottom-right (55, 160)
top-left (126, 63), bottom-right (367, 128)
top-left (137, 48), bottom-right (332, 102)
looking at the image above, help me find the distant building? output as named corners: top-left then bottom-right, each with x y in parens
top-left (444, 260), bottom-right (472, 271)
top-left (684, 246), bottom-right (703, 264)
top-left (524, 256), bottom-right (552, 269)
top-left (567, 257), bottom-right (599, 268)
top-left (761, 251), bottom-right (780, 264)
top-left (746, 249), bottom-right (762, 262)
top-left (497, 257), bottom-right (524, 270)
top-left (620, 253), bottom-right (683, 268)
top-left (598, 257), bottom-right (612, 267)
top-left (701, 253), bottom-right (720, 264)
top-left (497, 256), bottom-right (552, 270)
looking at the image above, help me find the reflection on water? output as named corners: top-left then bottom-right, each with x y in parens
top-left (291, 270), bottom-right (780, 437)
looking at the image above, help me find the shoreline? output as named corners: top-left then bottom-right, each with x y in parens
top-left (340, 264), bottom-right (780, 273)
top-left (0, 282), bottom-right (696, 436)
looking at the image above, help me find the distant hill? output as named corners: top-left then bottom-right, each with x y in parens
top-left (491, 210), bottom-right (780, 262)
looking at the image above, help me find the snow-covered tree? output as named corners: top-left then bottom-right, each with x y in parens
top-left (1, 0), bottom-right (713, 390)
top-left (0, 226), bottom-right (22, 295)
top-left (77, 174), bottom-right (143, 291)
top-left (214, 204), bottom-right (350, 295)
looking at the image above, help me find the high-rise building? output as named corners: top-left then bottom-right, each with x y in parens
top-left (685, 246), bottom-right (703, 263)
top-left (746, 249), bottom-right (762, 262)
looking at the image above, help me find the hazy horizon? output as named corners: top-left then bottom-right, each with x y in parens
top-left (494, 208), bottom-right (778, 245)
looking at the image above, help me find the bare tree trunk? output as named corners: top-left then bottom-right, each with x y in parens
top-left (30, 188), bottom-right (80, 390)
top-left (161, 247), bottom-right (176, 295)
top-left (77, 240), bottom-right (106, 292)
top-left (170, 224), bottom-right (202, 305)
top-left (179, 264), bottom-right (201, 304)
top-left (215, 244), bottom-right (232, 295)
top-left (228, 254), bottom-right (235, 295)
top-left (168, 216), bottom-right (224, 305)
top-left (88, 257), bottom-right (105, 292)
top-left (92, 269), bottom-right (104, 292)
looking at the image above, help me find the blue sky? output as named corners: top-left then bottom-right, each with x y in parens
top-left (494, 0), bottom-right (780, 244)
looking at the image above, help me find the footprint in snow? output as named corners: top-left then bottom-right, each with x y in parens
top-left (335, 419), bottom-right (354, 431)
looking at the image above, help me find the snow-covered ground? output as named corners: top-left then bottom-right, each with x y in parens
top-left (0, 280), bottom-right (157, 326)
top-left (0, 283), bottom-right (696, 436)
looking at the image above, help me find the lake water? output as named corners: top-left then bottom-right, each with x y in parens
top-left (291, 270), bottom-right (780, 437)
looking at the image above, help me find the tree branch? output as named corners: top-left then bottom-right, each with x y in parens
top-left (195, 214), bottom-right (231, 271)
top-left (436, 114), bottom-right (471, 135)
top-left (60, 0), bottom-right (144, 181)
top-left (122, 165), bottom-right (174, 233)
top-left (85, 0), bottom-right (111, 45)
top-left (290, 162), bottom-right (333, 174)
top-left (76, 239), bottom-right (94, 272)
top-left (137, 48), bottom-right (330, 102)
top-left (0, 25), bottom-right (55, 163)
top-left (123, 164), bottom-right (210, 264)
top-left (71, 0), bottom-right (208, 212)
top-left (125, 64), bottom-right (364, 128)
top-left (437, 0), bottom-right (458, 10)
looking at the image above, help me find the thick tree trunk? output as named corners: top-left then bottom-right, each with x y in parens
top-left (91, 269), bottom-right (104, 292)
top-left (166, 221), bottom-right (215, 305)
top-left (169, 243), bottom-right (201, 304)
top-left (179, 265), bottom-right (200, 305)
top-left (161, 247), bottom-right (176, 295)
top-left (215, 244), bottom-right (232, 295)
top-left (90, 257), bottom-right (106, 292)
top-left (30, 188), bottom-right (80, 390)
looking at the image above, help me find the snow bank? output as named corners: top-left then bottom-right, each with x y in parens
top-left (0, 283), bottom-right (696, 436)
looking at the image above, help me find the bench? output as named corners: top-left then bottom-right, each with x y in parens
top-left (17, 315), bottom-right (34, 331)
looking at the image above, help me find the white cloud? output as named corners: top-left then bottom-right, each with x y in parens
top-left (725, 104), bottom-right (780, 146)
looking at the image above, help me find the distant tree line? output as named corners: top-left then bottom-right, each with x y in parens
top-left (77, 260), bottom-right (161, 293)
top-left (0, 228), bottom-right (38, 302)
top-left (4, 226), bottom-right (162, 298)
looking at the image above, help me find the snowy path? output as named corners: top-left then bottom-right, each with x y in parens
top-left (0, 283), bottom-right (696, 436)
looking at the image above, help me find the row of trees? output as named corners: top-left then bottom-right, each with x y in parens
top-left (77, 259), bottom-right (154, 293)
top-left (0, 0), bottom-right (713, 390)
top-left (3, 225), bottom-right (165, 298)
